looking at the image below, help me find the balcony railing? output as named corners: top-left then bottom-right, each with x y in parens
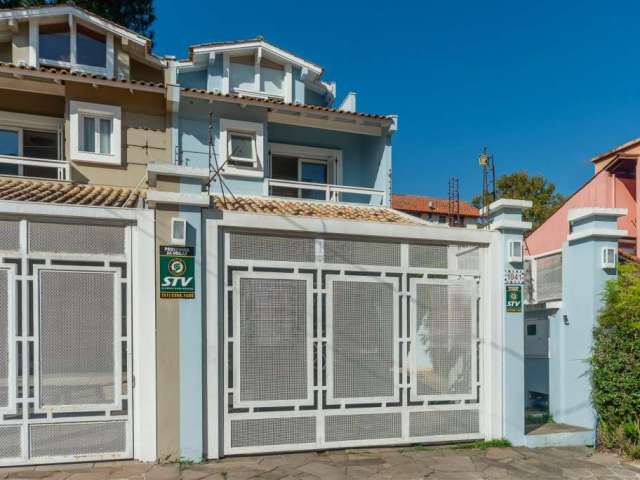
top-left (0, 155), bottom-right (69, 180)
top-left (265, 178), bottom-right (386, 205)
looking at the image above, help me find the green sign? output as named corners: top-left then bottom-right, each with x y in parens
top-left (505, 285), bottom-right (522, 313)
top-left (159, 246), bottom-right (195, 299)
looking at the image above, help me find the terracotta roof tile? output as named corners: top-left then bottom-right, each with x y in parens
top-left (182, 88), bottom-right (392, 121)
top-left (0, 177), bottom-right (141, 208)
top-left (391, 194), bottom-right (480, 217)
top-left (0, 62), bottom-right (164, 89)
top-left (212, 195), bottom-right (422, 224)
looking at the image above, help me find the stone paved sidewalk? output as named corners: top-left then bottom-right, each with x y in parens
top-left (1, 446), bottom-right (640, 479)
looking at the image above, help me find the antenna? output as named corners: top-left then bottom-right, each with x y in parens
top-left (205, 110), bottom-right (237, 207)
top-left (448, 177), bottom-right (460, 227)
top-left (479, 146), bottom-right (496, 226)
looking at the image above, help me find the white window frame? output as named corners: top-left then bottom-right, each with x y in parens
top-left (219, 118), bottom-right (264, 179)
top-left (0, 111), bottom-right (66, 179)
top-left (70, 101), bottom-right (121, 165)
top-left (269, 143), bottom-right (342, 185)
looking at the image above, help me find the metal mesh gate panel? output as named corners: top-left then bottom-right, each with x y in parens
top-left (409, 409), bottom-right (479, 437)
top-left (325, 239), bottom-right (401, 266)
top-left (39, 270), bottom-right (116, 407)
top-left (536, 253), bottom-right (562, 302)
top-left (0, 269), bottom-right (8, 408)
top-left (0, 221), bottom-right (19, 251)
top-left (237, 277), bottom-right (309, 403)
top-left (325, 413), bottom-right (401, 442)
top-left (30, 422), bottom-right (127, 458)
top-left (223, 230), bottom-right (483, 455)
top-left (29, 222), bottom-right (125, 255)
top-left (409, 244), bottom-right (448, 268)
top-left (230, 417), bottom-right (316, 448)
top-left (230, 232), bottom-right (315, 263)
top-left (331, 279), bottom-right (395, 400)
top-left (414, 282), bottom-right (475, 398)
top-left (0, 426), bottom-right (20, 459)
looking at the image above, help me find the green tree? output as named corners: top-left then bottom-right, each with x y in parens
top-left (0, 1), bottom-right (155, 38)
top-left (472, 171), bottom-right (565, 229)
top-left (592, 263), bottom-right (640, 458)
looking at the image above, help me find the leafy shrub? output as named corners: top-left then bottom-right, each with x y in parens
top-left (592, 263), bottom-right (640, 458)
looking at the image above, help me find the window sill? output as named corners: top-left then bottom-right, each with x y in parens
top-left (221, 165), bottom-right (264, 179)
top-left (40, 59), bottom-right (107, 76)
top-left (71, 151), bottom-right (120, 166)
top-left (232, 88), bottom-right (284, 101)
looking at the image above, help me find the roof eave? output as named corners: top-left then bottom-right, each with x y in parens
top-left (190, 40), bottom-right (323, 76)
top-left (0, 5), bottom-right (151, 49)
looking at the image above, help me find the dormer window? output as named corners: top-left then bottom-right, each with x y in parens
top-left (260, 58), bottom-right (284, 97)
top-left (77, 24), bottom-right (106, 68)
top-left (230, 56), bottom-right (255, 92)
top-left (228, 53), bottom-right (285, 100)
top-left (39, 23), bottom-right (70, 64)
top-left (37, 19), bottom-right (111, 75)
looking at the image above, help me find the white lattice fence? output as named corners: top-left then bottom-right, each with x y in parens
top-left (223, 231), bottom-right (484, 455)
top-left (0, 219), bottom-right (132, 465)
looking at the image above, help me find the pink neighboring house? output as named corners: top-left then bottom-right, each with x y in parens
top-left (525, 138), bottom-right (638, 256)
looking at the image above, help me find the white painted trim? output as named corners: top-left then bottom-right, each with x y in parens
top-left (69, 101), bottom-right (121, 166)
top-left (268, 111), bottom-right (383, 137)
top-left (105, 33), bottom-right (115, 78)
top-left (192, 40), bottom-right (322, 77)
top-left (567, 207), bottom-right (627, 223)
top-left (567, 228), bottom-right (628, 243)
top-left (480, 198), bottom-right (532, 216)
top-left (147, 163), bottom-right (209, 186)
top-left (131, 209), bottom-right (156, 461)
top-left (219, 118), bottom-right (264, 178)
top-left (28, 18), bottom-right (38, 67)
top-left (221, 53), bottom-right (230, 95)
top-left (0, 201), bottom-right (141, 220)
top-left (284, 64), bottom-right (293, 103)
top-left (205, 218), bottom-right (220, 459)
top-left (218, 210), bottom-right (494, 244)
top-left (146, 190), bottom-right (210, 207)
top-left (490, 219), bottom-right (532, 232)
top-left (0, 5), bottom-right (149, 47)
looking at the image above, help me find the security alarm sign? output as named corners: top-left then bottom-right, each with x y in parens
top-left (159, 246), bottom-right (195, 299)
top-left (505, 285), bottom-right (523, 313)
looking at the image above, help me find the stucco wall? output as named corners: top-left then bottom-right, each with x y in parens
top-left (65, 83), bottom-right (170, 187)
top-left (178, 97), bottom-right (389, 201)
top-left (154, 205), bottom-right (181, 461)
top-left (0, 89), bottom-right (65, 117)
top-left (525, 170), bottom-right (634, 256)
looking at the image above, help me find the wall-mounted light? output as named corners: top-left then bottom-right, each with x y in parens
top-left (601, 247), bottom-right (617, 269)
top-left (171, 217), bottom-right (187, 246)
top-left (508, 240), bottom-right (523, 263)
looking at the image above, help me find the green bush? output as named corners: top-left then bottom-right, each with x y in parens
top-left (592, 263), bottom-right (640, 458)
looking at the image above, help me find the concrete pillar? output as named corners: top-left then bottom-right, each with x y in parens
top-left (484, 199), bottom-right (532, 445)
top-left (549, 208), bottom-right (626, 429)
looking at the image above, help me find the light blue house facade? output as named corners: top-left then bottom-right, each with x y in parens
top-left (172, 37), bottom-right (394, 205)
top-left (158, 37), bottom-right (398, 461)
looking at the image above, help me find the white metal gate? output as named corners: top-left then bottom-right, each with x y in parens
top-left (222, 230), bottom-right (483, 455)
top-left (0, 218), bottom-right (133, 465)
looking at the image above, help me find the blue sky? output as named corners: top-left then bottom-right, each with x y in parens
top-left (154, 0), bottom-right (640, 201)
